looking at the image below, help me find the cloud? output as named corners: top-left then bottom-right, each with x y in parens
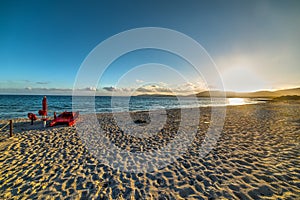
top-left (0, 87), bottom-right (74, 95)
top-left (135, 87), bottom-right (152, 93)
top-left (26, 87), bottom-right (72, 92)
top-left (36, 81), bottom-right (50, 85)
top-left (0, 82), bottom-right (207, 96)
top-left (21, 80), bottom-right (50, 84)
top-left (47, 88), bottom-right (73, 91)
top-left (136, 79), bottom-right (144, 83)
top-left (84, 87), bottom-right (97, 91)
top-left (103, 86), bottom-right (116, 92)
top-left (99, 81), bottom-right (205, 96)
top-left (135, 84), bottom-right (179, 94)
top-left (102, 86), bottom-right (135, 93)
top-left (119, 88), bottom-right (133, 92)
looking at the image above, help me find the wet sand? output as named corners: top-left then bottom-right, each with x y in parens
top-left (0, 102), bottom-right (299, 199)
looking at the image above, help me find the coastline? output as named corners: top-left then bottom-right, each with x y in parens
top-left (0, 95), bottom-right (265, 120)
top-left (0, 101), bottom-right (299, 199)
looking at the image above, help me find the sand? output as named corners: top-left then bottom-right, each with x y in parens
top-left (0, 102), bottom-right (299, 199)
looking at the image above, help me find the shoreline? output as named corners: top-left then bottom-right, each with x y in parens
top-left (0, 96), bottom-right (267, 120)
top-left (0, 98), bottom-right (268, 122)
top-left (0, 101), bottom-right (299, 199)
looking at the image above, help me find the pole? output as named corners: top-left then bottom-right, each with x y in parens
top-left (42, 96), bottom-right (47, 128)
top-left (9, 120), bottom-right (13, 137)
top-left (43, 118), bottom-right (46, 128)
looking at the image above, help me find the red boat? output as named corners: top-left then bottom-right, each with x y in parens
top-left (50, 111), bottom-right (79, 127)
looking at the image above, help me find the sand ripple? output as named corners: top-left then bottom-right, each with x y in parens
top-left (0, 103), bottom-right (299, 199)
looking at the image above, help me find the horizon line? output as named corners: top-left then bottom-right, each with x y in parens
top-left (0, 86), bottom-right (299, 97)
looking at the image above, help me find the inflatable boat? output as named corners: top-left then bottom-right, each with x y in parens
top-left (50, 111), bottom-right (79, 127)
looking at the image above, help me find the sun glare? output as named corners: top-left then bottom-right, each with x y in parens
top-left (221, 66), bottom-right (268, 92)
top-left (228, 98), bottom-right (245, 105)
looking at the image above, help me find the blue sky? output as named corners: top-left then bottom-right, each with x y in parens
top-left (1, 0), bottom-right (300, 95)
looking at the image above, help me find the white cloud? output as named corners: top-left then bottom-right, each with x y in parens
top-left (85, 87), bottom-right (97, 91)
top-left (0, 82), bottom-right (207, 96)
top-left (131, 81), bottom-right (206, 95)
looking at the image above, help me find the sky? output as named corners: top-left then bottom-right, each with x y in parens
top-left (0, 0), bottom-right (300, 95)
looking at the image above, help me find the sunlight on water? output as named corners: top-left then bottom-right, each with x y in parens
top-left (228, 98), bottom-right (245, 105)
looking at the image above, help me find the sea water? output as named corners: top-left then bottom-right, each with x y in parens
top-left (0, 95), bottom-right (261, 119)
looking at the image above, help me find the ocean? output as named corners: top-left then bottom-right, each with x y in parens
top-left (0, 95), bottom-right (260, 119)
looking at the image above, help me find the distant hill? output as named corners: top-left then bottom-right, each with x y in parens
top-left (276, 87), bottom-right (300, 96)
top-left (194, 87), bottom-right (300, 98)
top-left (136, 87), bottom-right (300, 98)
top-left (273, 95), bottom-right (300, 101)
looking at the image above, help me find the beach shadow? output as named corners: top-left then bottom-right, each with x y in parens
top-left (1, 119), bottom-right (72, 136)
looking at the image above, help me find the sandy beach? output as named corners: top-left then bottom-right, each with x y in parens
top-left (0, 102), bottom-right (299, 199)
